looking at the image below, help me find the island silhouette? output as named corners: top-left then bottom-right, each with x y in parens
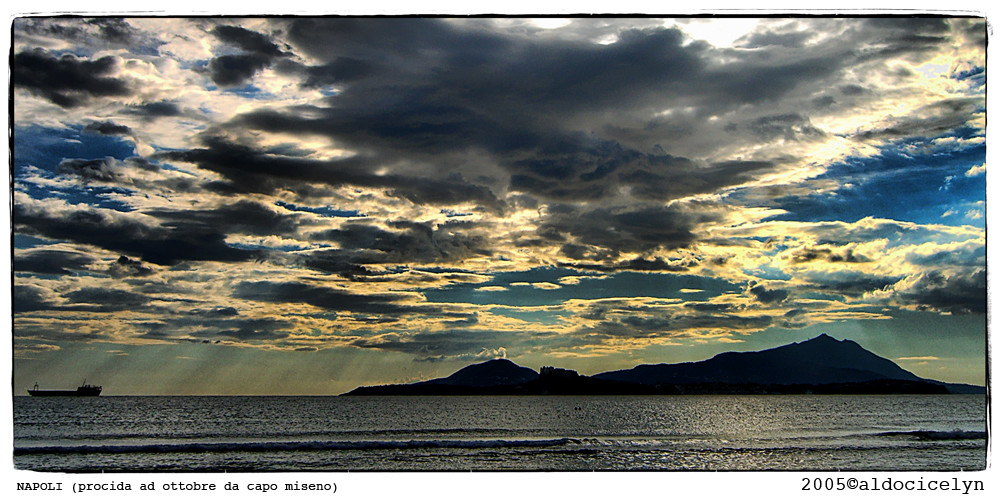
top-left (345, 334), bottom-right (984, 395)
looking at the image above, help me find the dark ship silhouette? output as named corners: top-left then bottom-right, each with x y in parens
top-left (27, 381), bottom-right (102, 397)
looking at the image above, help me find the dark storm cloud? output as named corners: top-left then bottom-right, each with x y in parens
top-left (84, 121), bottom-right (133, 136)
top-left (557, 255), bottom-right (694, 273)
top-left (15, 249), bottom-right (95, 275)
top-left (725, 113), bottom-right (826, 141)
top-left (311, 220), bottom-right (492, 265)
top-left (443, 312), bottom-right (480, 327)
top-left (618, 256), bottom-right (694, 272)
top-left (385, 174), bottom-right (503, 210)
top-left (445, 25), bottom-right (702, 116)
top-left (850, 18), bottom-right (952, 61)
top-left (124, 101), bottom-right (184, 118)
top-left (224, 19), bottom-right (890, 214)
top-left (86, 18), bottom-right (138, 45)
top-left (807, 220), bottom-right (915, 245)
top-left (154, 136), bottom-right (368, 194)
top-left (213, 25), bottom-right (285, 57)
top-left (539, 204), bottom-right (698, 255)
top-left (64, 287), bottom-right (151, 310)
top-left (687, 302), bottom-right (733, 313)
top-left (957, 19), bottom-right (988, 49)
top-left (58, 157), bottom-right (154, 182)
top-left (15, 18), bottom-right (88, 42)
top-left (147, 199), bottom-right (300, 237)
top-left (282, 57), bottom-right (374, 88)
top-left (13, 285), bottom-right (54, 313)
top-left (230, 23), bottom-right (723, 197)
top-left (138, 311), bottom-right (291, 342)
top-left (749, 285), bottom-right (789, 304)
top-left (853, 98), bottom-right (983, 141)
top-left (298, 250), bottom-right (382, 279)
top-left (897, 269), bottom-right (986, 315)
top-left (208, 54), bottom-right (275, 87)
top-left (310, 221), bottom-right (409, 256)
top-left (909, 245), bottom-right (985, 268)
top-left (805, 275), bottom-right (903, 298)
top-left (272, 24), bottom-right (701, 151)
top-left (227, 103), bottom-right (488, 163)
top-left (189, 306), bottom-right (240, 317)
top-left (285, 17), bottom-right (517, 68)
top-left (679, 313), bottom-right (776, 331)
top-left (14, 203), bottom-right (259, 265)
top-left (15, 18), bottom-right (139, 47)
top-left (735, 29), bottom-right (812, 48)
top-left (207, 25), bottom-right (288, 87)
top-left (216, 318), bottom-right (292, 341)
top-left (596, 316), bottom-right (674, 336)
top-left (574, 288), bottom-right (789, 337)
top-left (840, 84), bottom-right (867, 96)
top-left (108, 255), bottom-right (154, 278)
top-left (505, 140), bottom-right (777, 202)
top-left (13, 49), bottom-right (131, 108)
top-left (57, 156), bottom-right (180, 193)
top-left (234, 280), bottom-right (440, 315)
top-left (621, 159), bottom-right (774, 201)
top-left (157, 136), bottom-right (503, 208)
top-left (253, 21), bottom-right (960, 199)
top-left (58, 158), bottom-right (118, 181)
top-left (864, 17), bottom-right (950, 33)
top-left (697, 46), bottom-right (849, 111)
top-left (791, 247), bottom-right (871, 263)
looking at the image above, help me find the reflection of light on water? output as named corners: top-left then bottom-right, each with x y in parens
top-left (13, 395), bottom-right (987, 471)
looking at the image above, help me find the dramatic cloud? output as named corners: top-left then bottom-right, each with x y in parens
top-left (233, 280), bottom-right (440, 316)
top-left (11, 17), bottom-right (986, 392)
top-left (14, 201), bottom-right (260, 265)
top-left (124, 101), bottom-right (184, 119)
top-left (108, 255), bottom-right (155, 278)
top-left (64, 287), bottom-right (152, 310)
top-left (83, 121), bottom-right (134, 136)
top-left (749, 285), bottom-right (789, 304)
top-left (13, 49), bottom-right (131, 107)
top-left (540, 204), bottom-right (699, 257)
top-left (15, 248), bottom-right (95, 275)
top-left (208, 26), bottom-right (286, 87)
top-left (891, 269), bottom-right (987, 315)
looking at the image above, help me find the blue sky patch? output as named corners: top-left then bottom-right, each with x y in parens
top-left (758, 135), bottom-right (984, 226)
top-left (422, 268), bottom-right (739, 306)
top-left (14, 124), bottom-right (137, 173)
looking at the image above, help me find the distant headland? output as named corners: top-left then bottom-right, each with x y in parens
top-left (344, 334), bottom-right (985, 396)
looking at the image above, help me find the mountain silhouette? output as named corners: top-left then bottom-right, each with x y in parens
top-left (344, 334), bottom-right (983, 395)
top-left (593, 333), bottom-right (921, 385)
top-left (422, 359), bottom-right (539, 387)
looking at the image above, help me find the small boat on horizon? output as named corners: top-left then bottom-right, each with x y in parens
top-left (27, 381), bottom-right (102, 397)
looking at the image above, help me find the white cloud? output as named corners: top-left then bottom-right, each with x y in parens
top-left (965, 163), bottom-right (985, 177)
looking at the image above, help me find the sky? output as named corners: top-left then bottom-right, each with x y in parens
top-left (8, 15), bottom-right (988, 395)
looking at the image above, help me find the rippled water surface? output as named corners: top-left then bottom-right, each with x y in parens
top-left (13, 395), bottom-right (987, 471)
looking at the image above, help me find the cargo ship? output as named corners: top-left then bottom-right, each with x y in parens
top-left (27, 381), bottom-right (102, 396)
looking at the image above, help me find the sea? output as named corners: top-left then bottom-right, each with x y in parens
top-left (12, 394), bottom-right (987, 472)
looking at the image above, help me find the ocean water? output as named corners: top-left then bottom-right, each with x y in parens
top-left (13, 395), bottom-right (986, 472)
